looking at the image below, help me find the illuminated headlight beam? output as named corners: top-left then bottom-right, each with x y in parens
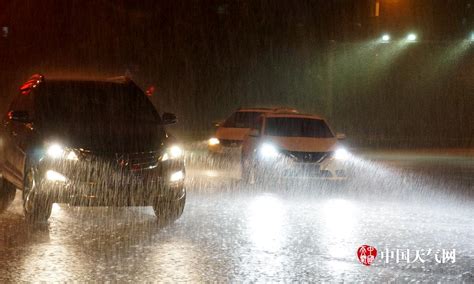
top-left (46, 143), bottom-right (78, 161)
top-left (46, 144), bottom-right (64, 159)
top-left (334, 148), bottom-right (351, 161)
top-left (161, 145), bottom-right (183, 161)
top-left (170, 170), bottom-right (184, 182)
top-left (208, 137), bottom-right (220, 146)
top-left (259, 143), bottom-right (279, 158)
top-left (406, 33), bottom-right (417, 42)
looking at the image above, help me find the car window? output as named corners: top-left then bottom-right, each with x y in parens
top-left (222, 111), bottom-right (263, 128)
top-left (36, 82), bottom-right (160, 126)
top-left (264, 117), bottom-right (334, 138)
top-left (33, 81), bottom-right (164, 152)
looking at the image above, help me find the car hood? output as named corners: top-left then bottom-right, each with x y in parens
top-left (215, 127), bottom-right (250, 141)
top-left (266, 136), bottom-right (338, 152)
top-left (42, 125), bottom-right (167, 153)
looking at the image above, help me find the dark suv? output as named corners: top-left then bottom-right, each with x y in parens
top-left (0, 74), bottom-right (186, 223)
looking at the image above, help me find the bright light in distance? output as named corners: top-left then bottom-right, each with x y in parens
top-left (46, 170), bottom-right (67, 182)
top-left (170, 170), bottom-right (184, 182)
top-left (407, 33), bottom-right (417, 42)
top-left (470, 32), bottom-right (474, 42)
top-left (381, 34), bottom-right (390, 42)
top-left (334, 148), bottom-right (350, 161)
top-left (46, 144), bottom-right (64, 159)
top-left (259, 143), bottom-right (278, 158)
top-left (208, 137), bottom-right (220, 146)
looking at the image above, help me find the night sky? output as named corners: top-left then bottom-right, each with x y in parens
top-left (0, 0), bottom-right (473, 146)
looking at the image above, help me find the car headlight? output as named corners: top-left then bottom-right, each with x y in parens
top-left (208, 137), bottom-right (220, 146)
top-left (161, 145), bottom-right (183, 161)
top-left (259, 143), bottom-right (279, 158)
top-left (46, 143), bottom-right (79, 161)
top-left (334, 148), bottom-right (350, 160)
top-left (170, 170), bottom-right (185, 182)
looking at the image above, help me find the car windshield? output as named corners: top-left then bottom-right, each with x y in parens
top-left (222, 111), bottom-right (263, 129)
top-left (264, 117), bottom-right (334, 138)
top-left (36, 81), bottom-right (164, 152)
top-left (37, 81), bottom-right (160, 123)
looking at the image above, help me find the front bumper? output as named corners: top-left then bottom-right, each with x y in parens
top-left (208, 140), bottom-right (242, 154)
top-left (256, 157), bottom-right (348, 181)
top-left (34, 159), bottom-right (185, 206)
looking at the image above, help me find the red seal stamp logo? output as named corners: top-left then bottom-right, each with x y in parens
top-left (357, 245), bottom-right (377, 266)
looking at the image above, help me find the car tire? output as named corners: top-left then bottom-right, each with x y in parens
top-left (153, 195), bottom-right (186, 224)
top-left (23, 167), bottom-right (52, 223)
top-left (0, 178), bottom-right (16, 213)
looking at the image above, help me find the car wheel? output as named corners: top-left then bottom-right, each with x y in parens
top-left (153, 195), bottom-right (186, 224)
top-left (23, 168), bottom-right (52, 223)
top-left (0, 178), bottom-right (16, 213)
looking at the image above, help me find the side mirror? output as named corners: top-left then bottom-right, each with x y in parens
top-left (336, 133), bottom-right (346, 140)
top-left (8, 111), bottom-right (31, 123)
top-left (249, 129), bottom-right (260, 137)
top-left (161, 112), bottom-right (177, 125)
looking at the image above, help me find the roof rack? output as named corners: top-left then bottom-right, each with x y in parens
top-left (236, 106), bottom-right (298, 113)
top-left (106, 76), bottom-right (131, 84)
top-left (272, 107), bottom-right (299, 113)
top-left (236, 107), bottom-right (273, 111)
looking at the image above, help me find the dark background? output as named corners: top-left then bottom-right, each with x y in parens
top-left (0, 0), bottom-right (473, 147)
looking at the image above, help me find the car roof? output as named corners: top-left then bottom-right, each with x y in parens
top-left (236, 107), bottom-right (276, 113)
top-left (45, 78), bottom-right (131, 86)
top-left (236, 107), bottom-right (298, 113)
top-left (264, 112), bottom-right (325, 120)
top-left (20, 74), bottom-right (134, 93)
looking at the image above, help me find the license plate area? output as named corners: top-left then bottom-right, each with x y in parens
top-left (283, 163), bottom-right (321, 177)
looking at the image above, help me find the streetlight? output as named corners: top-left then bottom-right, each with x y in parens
top-left (406, 33), bottom-right (417, 42)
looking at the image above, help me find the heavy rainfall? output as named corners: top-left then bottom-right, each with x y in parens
top-left (0, 1), bottom-right (473, 282)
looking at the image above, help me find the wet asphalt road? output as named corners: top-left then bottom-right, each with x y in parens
top-left (0, 147), bottom-right (473, 282)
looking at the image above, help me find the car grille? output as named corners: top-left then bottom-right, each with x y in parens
top-left (219, 139), bottom-right (242, 147)
top-left (281, 150), bottom-right (332, 163)
top-left (71, 150), bottom-right (162, 184)
top-left (78, 150), bottom-right (161, 171)
top-left (114, 151), bottom-right (160, 170)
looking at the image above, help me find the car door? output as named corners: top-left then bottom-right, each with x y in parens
top-left (1, 89), bottom-right (36, 187)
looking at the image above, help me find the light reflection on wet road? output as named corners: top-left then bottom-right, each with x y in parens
top-left (0, 149), bottom-right (473, 282)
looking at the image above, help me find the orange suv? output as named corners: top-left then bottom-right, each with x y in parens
top-left (208, 107), bottom-right (297, 154)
